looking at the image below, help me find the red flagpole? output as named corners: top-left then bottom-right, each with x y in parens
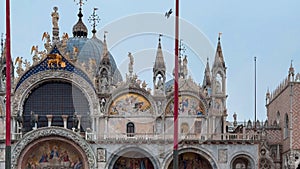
top-left (173, 0), bottom-right (179, 168)
top-left (5, 0), bottom-right (12, 168)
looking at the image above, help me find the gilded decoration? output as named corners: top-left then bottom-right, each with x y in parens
top-left (109, 93), bottom-right (152, 116)
top-left (11, 127), bottom-right (96, 169)
top-left (165, 96), bottom-right (205, 115)
top-left (22, 140), bottom-right (83, 168)
top-left (46, 53), bottom-right (66, 68)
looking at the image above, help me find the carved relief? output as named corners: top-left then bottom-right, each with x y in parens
top-left (97, 148), bottom-right (106, 162)
top-left (218, 149), bottom-right (227, 163)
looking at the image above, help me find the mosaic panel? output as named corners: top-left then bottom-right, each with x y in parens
top-left (109, 93), bottom-right (152, 116)
top-left (165, 96), bottom-right (205, 115)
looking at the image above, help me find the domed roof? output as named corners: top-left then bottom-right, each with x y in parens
top-left (72, 19), bottom-right (88, 37)
top-left (72, 8), bottom-right (88, 38)
top-left (66, 36), bottom-right (122, 83)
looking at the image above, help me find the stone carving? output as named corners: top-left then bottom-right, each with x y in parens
top-left (97, 148), bottom-right (106, 162)
top-left (42, 32), bottom-right (52, 52)
top-left (218, 149), bottom-right (227, 163)
top-left (128, 52), bottom-right (134, 76)
top-left (15, 56), bottom-right (24, 76)
top-left (0, 148), bottom-right (4, 161)
top-left (51, 7), bottom-right (59, 28)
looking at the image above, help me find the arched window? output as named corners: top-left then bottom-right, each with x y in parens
top-left (284, 113), bottom-right (289, 138)
top-left (215, 73), bottom-right (222, 93)
top-left (127, 122), bottom-right (135, 137)
top-left (276, 111), bottom-right (280, 126)
top-left (232, 156), bottom-right (252, 169)
top-left (23, 81), bottom-right (90, 132)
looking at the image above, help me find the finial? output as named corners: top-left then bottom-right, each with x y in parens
top-left (74, 0), bottom-right (86, 8)
top-left (179, 39), bottom-right (186, 58)
top-left (102, 31), bottom-right (108, 58)
top-left (218, 32), bottom-right (222, 41)
top-left (1, 33), bottom-right (3, 55)
top-left (88, 7), bottom-right (100, 35)
top-left (159, 34), bottom-right (163, 43)
top-left (266, 88), bottom-right (270, 96)
top-left (128, 52), bottom-right (134, 76)
top-left (289, 59), bottom-right (295, 77)
top-left (104, 31), bottom-right (108, 40)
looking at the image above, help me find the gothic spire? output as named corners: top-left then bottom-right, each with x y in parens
top-left (202, 57), bottom-right (211, 88)
top-left (154, 34), bottom-right (166, 70)
top-left (153, 34), bottom-right (166, 95)
top-left (213, 33), bottom-right (225, 69)
top-left (288, 60), bottom-right (295, 81)
top-left (100, 32), bottom-right (110, 66)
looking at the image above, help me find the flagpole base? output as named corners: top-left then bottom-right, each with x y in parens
top-left (5, 146), bottom-right (11, 169)
top-left (173, 149), bottom-right (178, 169)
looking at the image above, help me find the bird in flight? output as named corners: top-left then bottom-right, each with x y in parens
top-left (165, 8), bottom-right (172, 18)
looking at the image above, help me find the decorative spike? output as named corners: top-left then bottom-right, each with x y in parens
top-left (213, 33), bottom-right (225, 69)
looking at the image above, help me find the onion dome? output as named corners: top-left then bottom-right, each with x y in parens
top-left (72, 8), bottom-right (88, 38)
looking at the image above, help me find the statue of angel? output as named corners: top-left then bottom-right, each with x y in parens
top-left (42, 32), bottom-right (51, 52)
top-left (15, 56), bottom-right (24, 76)
top-left (61, 33), bottom-right (69, 49)
top-left (31, 45), bottom-right (40, 64)
top-left (23, 59), bottom-right (31, 70)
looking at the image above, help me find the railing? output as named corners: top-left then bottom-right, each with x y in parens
top-left (217, 133), bottom-right (261, 141)
top-left (8, 127), bottom-right (262, 143)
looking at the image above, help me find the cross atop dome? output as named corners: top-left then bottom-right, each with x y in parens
top-left (74, 0), bottom-right (87, 8)
top-left (88, 8), bottom-right (100, 36)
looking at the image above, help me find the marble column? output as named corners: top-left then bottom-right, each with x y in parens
top-left (62, 115), bottom-right (68, 129)
top-left (77, 115), bottom-right (82, 131)
top-left (46, 115), bottom-right (53, 127)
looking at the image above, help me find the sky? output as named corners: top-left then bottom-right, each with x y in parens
top-left (1, 0), bottom-right (300, 122)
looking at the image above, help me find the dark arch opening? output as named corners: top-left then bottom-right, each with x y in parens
top-left (113, 151), bottom-right (154, 169)
top-left (167, 152), bottom-right (213, 169)
top-left (22, 81), bottom-right (90, 132)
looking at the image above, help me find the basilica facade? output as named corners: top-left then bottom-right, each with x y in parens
top-left (0, 4), bottom-right (300, 169)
